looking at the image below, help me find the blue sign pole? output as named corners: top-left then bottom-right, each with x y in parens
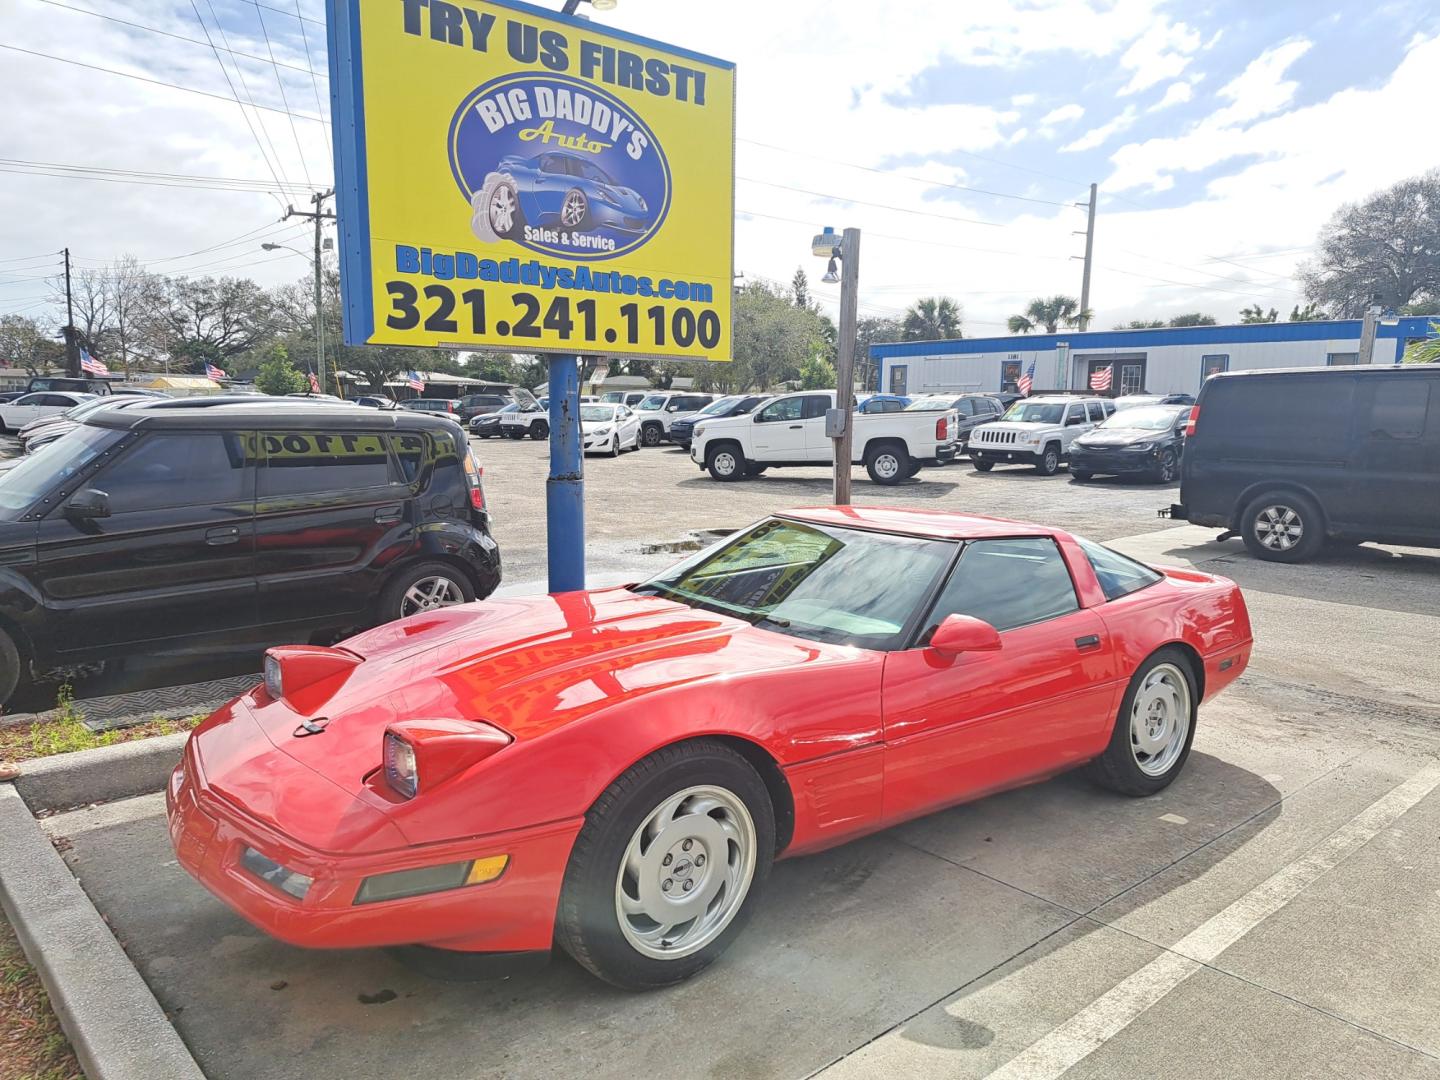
top-left (546, 355), bottom-right (585, 593)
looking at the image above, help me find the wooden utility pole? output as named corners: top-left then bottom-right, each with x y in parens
top-left (283, 190), bottom-right (336, 393)
top-left (62, 247), bottom-right (79, 376)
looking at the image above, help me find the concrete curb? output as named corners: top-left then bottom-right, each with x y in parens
top-left (12, 732), bottom-right (187, 815)
top-left (0, 784), bottom-right (205, 1080)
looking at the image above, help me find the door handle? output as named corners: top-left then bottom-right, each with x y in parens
top-left (205, 526), bottom-right (240, 546)
top-left (788, 424), bottom-right (803, 429)
top-left (1074, 634), bottom-right (1102, 650)
top-left (374, 505), bottom-right (404, 524)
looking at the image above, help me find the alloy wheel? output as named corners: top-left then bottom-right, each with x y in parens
top-left (1129, 663), bottom-right (1191, 777)
top-left (400, 576), bottom-right (466, 617)
top-left (561, 190), bottom-right (588, 228)
top-left (614, 785), bottom-right (757, 960)
top-left (1254, 504), bottom-right (1303, 552)
top-left (489, 184), bottom-right (517, 234)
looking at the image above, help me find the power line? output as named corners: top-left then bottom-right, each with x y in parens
top-left (736, 207), bottom-right (1074, 260)
top-left (194, 0), bottom-right (292, 193)
top-left (250, 0), bottom-right (313, 189)
top-left (252, 0), bottom-right (323, 27)
top-left (738, 177), bottom-right (1005, 228)
top-left (1098, 263), bottom-right (1301, 300)
top-left (29, 0), bottom-right (327, 80)
top-left (0, 250), bottom-right (61, 265)
top-left (0, 157), bottom-right (316, 194)
top-left (0, 45), bottom-right (326, 125)
top-left (290, 0), bottom-right (333, 159)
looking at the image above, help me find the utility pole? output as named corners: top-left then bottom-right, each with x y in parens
top-left (1074, 182), bottom-right (1097, 331)
top-left (62, 247), bottom-right (79, 376)
top-left (1357, 297), bottom-right (1382, 364)
top-left (813, 227), bottom-right (861, 505)
top-left (283, 190), bottom-right (336, 393)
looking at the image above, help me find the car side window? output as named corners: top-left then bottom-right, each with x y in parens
top-left (97, 433), bottom-right (249, 513)
top-left (1103, 401), bottom-right (1117, 416)
top-left (923, 538), bottom-right (1079, 636)
top-left (802, 395), bottom-right (832, 420)
top-left (757, 398), bottom-right (804, 423)
top-left (1087, 402), bottom-right (1105, 422)
top-left (1077, 538), bottom-right (1162, 601)
top-left (540, 154), bottom-right (566, 174)
top-left (391, 434), bottom-right (426, 483)
top-left (953, 399), bottom-right (974, 416)
top-left (1368, 380), bottom-right (1432, 440)
top-left (257, 431), bottom-right (397, 497)
top-left (1065, 405), bottom-right (1086, 425)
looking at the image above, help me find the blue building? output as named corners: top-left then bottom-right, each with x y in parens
top-left (871, 317), bottom-right (1436, 398)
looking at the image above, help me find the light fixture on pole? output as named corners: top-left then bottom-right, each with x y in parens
top-left (561, 0), bottom-right (616, 13)
top-left (812, 225), bottom-right (861, 506)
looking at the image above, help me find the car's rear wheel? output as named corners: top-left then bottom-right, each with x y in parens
top-left (706, 443), bottom-right (746, 482)
top-left (530, 420), bottom-right (549, 440)
top-left (555, 740), bottom-right (774, 990)
top-left (1088, 648), bottom-right (1197, 797)
top-left (1241, 491), bottom-right (1324, 563)
top-left (380, 562), bottom-right (475, 622)
top-left (865, 442), bottom-right (906, 485)
top-left (0, 628), bottom-right (26, 709)
top-left (1035, 443), bottom-right (1061, 476)
top-left (972, 458), bottom-right (994, 472)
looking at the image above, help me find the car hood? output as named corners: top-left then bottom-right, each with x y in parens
top-left (975, 421), bottom-right (1057, 434)
top-left (1075, 428), bottom-right (1164, 446)
top-left (580, 419), bottom-right (618, 432)
top-left (210, 589), bottom-right (832, 801)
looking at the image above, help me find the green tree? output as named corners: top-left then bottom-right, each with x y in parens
top-left (1113, 319), bottom-right (1165, 329)
top-left (1168, 312), bottom-right (1217, 327)
top-left (1402, 322), bottom-right (1440, 364)
top-left (1288, 303), bottom-right (1328, 322)
top-left (254, 343), bottom-right (306, 395)
top-left (1008, 295), bottom-right (1090, 334)
top-left (0, 315), bottom-right (66, 373)
top-left (902, 296), bottom-right (963, 341)
top-left (798, 352), bottom-right (835, 389)
top-left (791, 267), bottom-right (814, 311)
top-left (1301, 170), bottom-right (1440, 316)
top-left (1239, 303), bottom-right (1278, 323)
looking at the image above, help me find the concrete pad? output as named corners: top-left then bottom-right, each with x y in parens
top-left (1214, 787), bottom-right (1440, 1056)
top-left (1061, 965), bottom-right (1440, 1080)
top-left (50, 797), bottom-right (1077, 1080)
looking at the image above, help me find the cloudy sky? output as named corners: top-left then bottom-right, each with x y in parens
top-left (4, 0), bottom-right (1439, 338)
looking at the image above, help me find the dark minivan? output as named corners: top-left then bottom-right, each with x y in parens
top-left (0, 404), bottom-right (500, 705)
top-left (1170, 365), bottom-right (1440, 562)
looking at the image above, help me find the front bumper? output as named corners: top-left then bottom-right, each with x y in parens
top-left (971, 445), bottom-right (1043, 464)
top-left (1069, 448), bottom-right (1160, 475)
top-left (166, 743), bottom-right (582, 954)
top-left (582, 431), bottom-right (615, 452)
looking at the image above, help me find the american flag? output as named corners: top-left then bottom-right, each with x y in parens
top-left (307, 370), bottom-right (321, 394)
top-left (1090, 365), bottom-right (1113, 391)
top-left (79, 348), bottom-right (107, 376)
top-left (204, 363), bottom-right (227, 381)
top-left (406, 370), bottom-right (425, 392)
top-left (1017, 361), bottom-right (1035, 396)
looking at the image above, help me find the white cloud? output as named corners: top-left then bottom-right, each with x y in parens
top-left (1150, 82), bottom-right (1194, 111)
top-left (1211, 38), bottom-right (1313, 126)
top-left (1040, 103), bottom-right (1085, 126)
top-left (1011, 93), bottom-right (1038, 107)
top-left (1061, 106), bottom-right (1139, 152)
top-left (1117, 18), bottom-right (1202, 96)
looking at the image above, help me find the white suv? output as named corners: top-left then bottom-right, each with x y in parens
top-left (632, 391), bottom-right (714, 447)
top-left (969, 395), bottom-right (1113, 475)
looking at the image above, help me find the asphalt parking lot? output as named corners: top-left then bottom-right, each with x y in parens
top-left (42, 437), bottom-right (1440, 1079)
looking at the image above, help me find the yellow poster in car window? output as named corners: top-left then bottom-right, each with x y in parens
top-left (328, 0), bottom-right (735, 362)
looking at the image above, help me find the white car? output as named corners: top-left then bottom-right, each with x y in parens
top-left (498, 387), bottom-right (549, 440)
top-left (0, 391), bottom-right (95, 434)
top-left (581, 403), bottom-right (641, 456)
top-left (689, 389), bottom-right (957, 485)
top-left (968, 395), bottom-right (1113, 476)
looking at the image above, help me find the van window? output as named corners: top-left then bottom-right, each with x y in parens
top-left (1368, 380), bottom-right (1432, 440)
top-left (258, 431), bottom-right (396, 496)
top-left (1201, 376), bottom-right (1355, 456)
top-left (100, 433), bottom-right (249, 512)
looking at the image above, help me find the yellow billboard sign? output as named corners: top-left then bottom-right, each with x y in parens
top-left (328, 0), bottom-right (735, 362)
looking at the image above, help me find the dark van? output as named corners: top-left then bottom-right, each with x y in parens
top-left (1169, 365), bottom-right (1440, 562)
top-left (0, 404), bottom-right (500, 705)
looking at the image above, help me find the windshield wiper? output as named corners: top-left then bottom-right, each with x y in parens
top-left (753, 613), bottom-right (791, 629)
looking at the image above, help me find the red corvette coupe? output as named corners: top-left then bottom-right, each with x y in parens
top-left (168, 507), bottom-right (1252, 989)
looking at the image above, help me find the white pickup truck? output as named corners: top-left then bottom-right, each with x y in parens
top-left (689, 390), bottom-right (956, 485)
top-left (968, 395), bottom-right (1113, 475)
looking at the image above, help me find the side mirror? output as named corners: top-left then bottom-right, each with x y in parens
top-left (65, 488), bottom-right (111, 520)
top-left (1066, 416), bottom-right (1086, 426)
top-left (667, 405), bottom-right (680, 412)
top-left (928, 614), bottom-right (1002, 655)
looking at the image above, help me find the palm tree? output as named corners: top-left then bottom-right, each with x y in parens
top-left (1007, 295), bottom-right (1093, 334)
top-left (902, 296), bottom-right (963, 341)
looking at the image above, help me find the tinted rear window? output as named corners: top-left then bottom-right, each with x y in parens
top-left (1200, 375), bottom-right (1355, 457)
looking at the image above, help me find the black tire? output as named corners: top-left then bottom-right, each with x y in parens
top-left (530, 421), bottom-right (549, 440)
top-left (1035, 443), bottom-right (1061, 476)
top-left (555, 739), bottom-right (775, 990)
top-left (1087, 647), bottom-right (1198, 797)
top-left (507, 430), bottom-right (526, 440)
top-left (641, 423), bottom-right (664, 447)
top-left (1240, 490), bottom-right (1324, 563)
top-left (706, 443), bottom-right (746, 482)
top-left (377, 561), bottom-right (476, 624)
top-left (904, 459), bottom-right (923, 479)
top-left (1071, 470), bottom-right (1092, 483)
top-left (609, 435), bottom-right (621, 458)
top-left (0, 628), bottom-right (23, 708)
top-left (1153, 448), bottom-right (1179, 484)
top-left (865, 442), bottom-right (907, 485)
top-left (746, 465), bottom-right (767, 477)
top-left (972, 459), bottom-right (994, 472)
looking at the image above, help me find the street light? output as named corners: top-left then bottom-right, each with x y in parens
top-left (812, 225), bottom-right (861, 505)
top-left (561, 0), bottom-right (616, 13)
top-left (262, 242), bottom-right (327, 394)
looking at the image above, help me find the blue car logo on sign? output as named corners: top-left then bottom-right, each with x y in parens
top-left (449, 73), bottom-right (672, 261)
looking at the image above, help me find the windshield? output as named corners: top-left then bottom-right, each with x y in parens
top-left (634, 518), bottom-right (955, 650)
top-left (698, 396), bottom-right (739, 416)
top-left (637, 395), bottom-right (667, 411)
top-left (904, 398), bottom-right (951, 411)
top-left (1003, 402), bottom-right (1065, 424)
top-left (1099, 406), bottom-right (1182, 431)
top-left (580, 405), bottom-right (617, 422)
top-left (0, 425), bottom-right (119, 519)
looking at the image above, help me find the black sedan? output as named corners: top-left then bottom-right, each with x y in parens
top-left (470, 402), bottom-right (519, 438)
top-left (1069, 404), bottom-right (1190, 483)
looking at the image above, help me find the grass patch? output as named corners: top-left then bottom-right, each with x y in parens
top-left (0, 688), bottom-right (204, 765)
top-left (0, 914), bottom-right (81, 1080)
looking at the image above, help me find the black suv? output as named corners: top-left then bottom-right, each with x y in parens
top-left (0, 404), bottom-right (500, 705)
top-left (1170, 365), bottom-right (1440, 562)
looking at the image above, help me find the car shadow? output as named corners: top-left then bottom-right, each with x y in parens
top-left (674, 474), bottom-right (962, 498)
top-left (1191, 542), bottom-right (1440, 618)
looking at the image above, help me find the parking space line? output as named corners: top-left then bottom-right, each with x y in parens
top-left (985, 764), bottom-right (1440, 1080)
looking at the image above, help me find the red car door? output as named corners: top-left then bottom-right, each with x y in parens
top-left (880, 537), bottom-right (1122, 827)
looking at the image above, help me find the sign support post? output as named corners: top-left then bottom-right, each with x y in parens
top-left (546, 355), bottom-right (585, 592)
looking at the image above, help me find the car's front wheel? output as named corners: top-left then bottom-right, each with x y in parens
top-left (555, 739), bottom-right (774, 990)
top-left (706, 443), bottom-right (746, 482)
top-left (1035, 443), bottom-right (1061, 476)
top-left (1154, 447), bottom-right (1179, 484)
top-left (641, 423), bottom-right (664, 447)
top-left (972, 458), bottom-right (994, 472)
top-left (1088, 648), bottom-right (1197, 796)
top-left (530, 420), bottom-right (549, 440)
